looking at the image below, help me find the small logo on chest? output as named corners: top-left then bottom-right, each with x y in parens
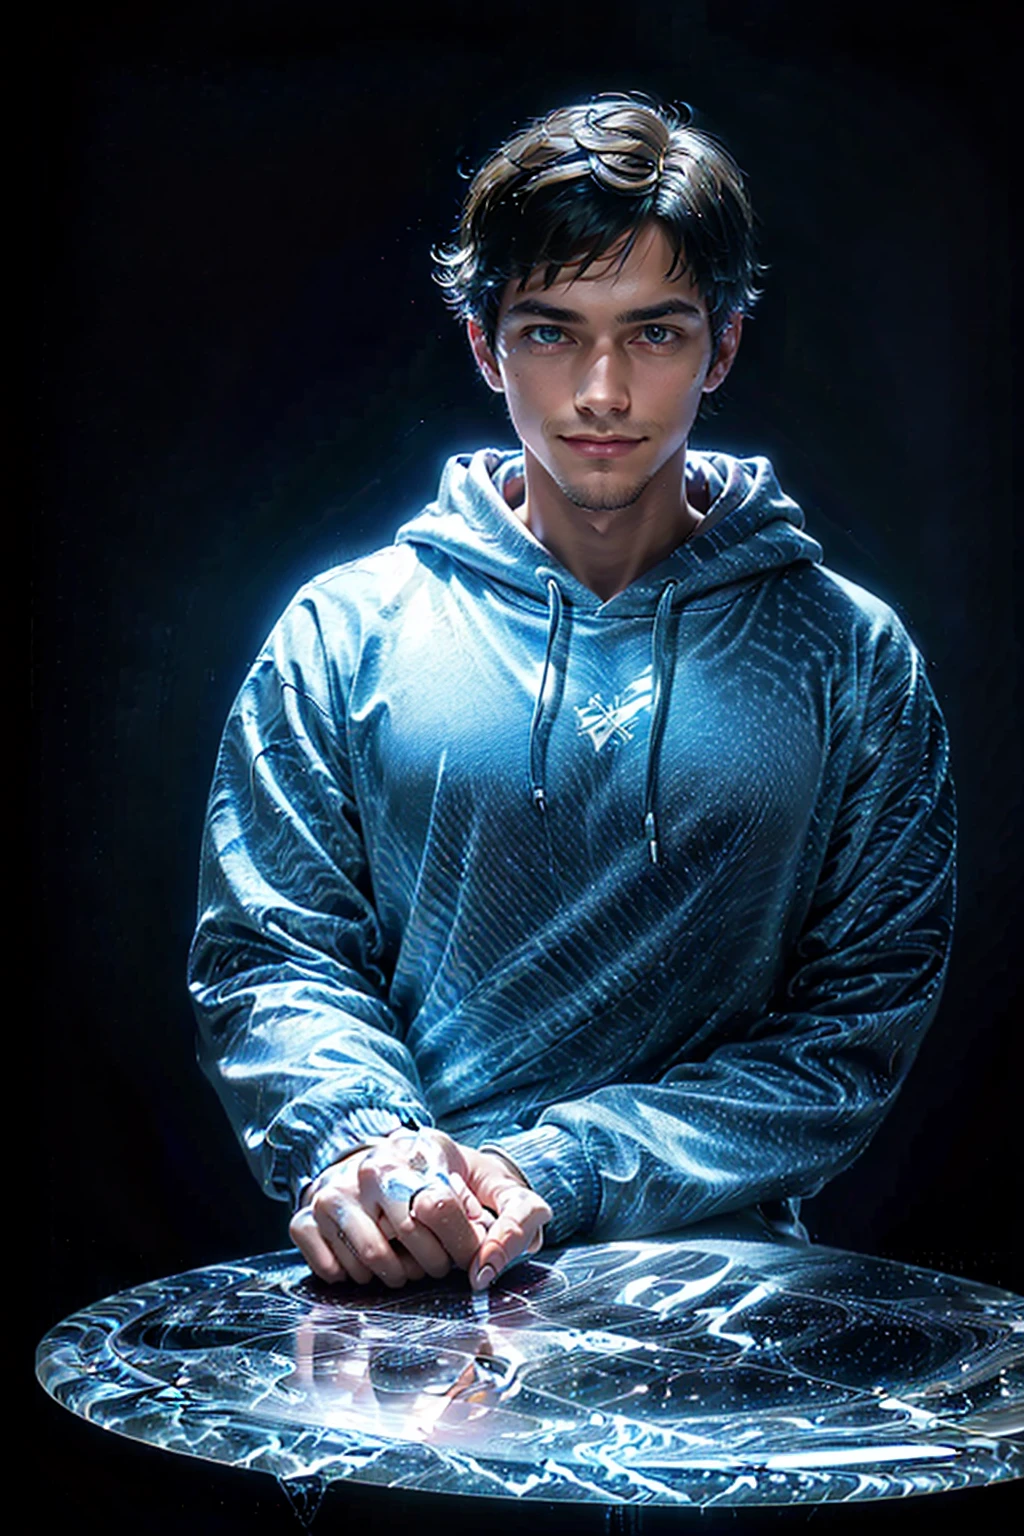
top-left (574, 671), bottom-right (653, 753)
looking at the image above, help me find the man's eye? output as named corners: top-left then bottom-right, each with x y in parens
top-left (640, 324), bottom-right (675, 344)
top-left (526, 325), bottom-right (567, 345)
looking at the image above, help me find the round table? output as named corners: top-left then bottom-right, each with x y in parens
top-left (36, 1235), bottom-right (1023, 1515)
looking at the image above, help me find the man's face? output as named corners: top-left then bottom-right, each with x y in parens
top-left (468, 221), bottom-right (741, 513)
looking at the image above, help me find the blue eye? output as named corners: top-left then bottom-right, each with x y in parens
top-left (527, 325), bottom-right (566, 345)
top-left (641, 324), bottom-right (673, 344)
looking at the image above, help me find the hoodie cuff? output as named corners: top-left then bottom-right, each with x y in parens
top-left (485, 1124), bottom-right (599, 1246)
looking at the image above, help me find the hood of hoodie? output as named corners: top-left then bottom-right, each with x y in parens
top-left (395, 446), bottom-right (823, 617)
top-left (393, 448), bottom-right (825, 867)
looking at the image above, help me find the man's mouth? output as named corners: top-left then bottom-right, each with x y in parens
top-left (559, 435), bottom-right (646, 459)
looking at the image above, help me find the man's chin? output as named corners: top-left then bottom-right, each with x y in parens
top-left (558, 476), bottom-right (650, 513)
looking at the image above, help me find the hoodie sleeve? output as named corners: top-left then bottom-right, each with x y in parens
top-left (490, 615), bottom-right (957, 1246)
top-left (187, 591), bottom-right (434, 1205)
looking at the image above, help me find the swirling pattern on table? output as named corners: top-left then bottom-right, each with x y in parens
top-left (36, 1237), bottom-right (1023, 1507)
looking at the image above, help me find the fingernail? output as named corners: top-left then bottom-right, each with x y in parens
top-left (474, 1264), bottom-right (497, 1290)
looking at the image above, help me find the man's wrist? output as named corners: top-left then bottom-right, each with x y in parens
top-left (478, 1143), bottom-right (533, 1189)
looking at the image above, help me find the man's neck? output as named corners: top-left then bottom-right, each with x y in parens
top-left (506, 448), bottom-right (705, 602)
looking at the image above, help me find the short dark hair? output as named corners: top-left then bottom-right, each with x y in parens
top-left (433, 93), bottom-right (764, 358)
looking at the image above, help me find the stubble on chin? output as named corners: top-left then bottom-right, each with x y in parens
top-left (556, 472), bottom-right (651, 514)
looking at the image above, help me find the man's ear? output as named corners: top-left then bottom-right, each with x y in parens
top-left (467, 318), bottom-right (505, 393)
top-left (702, 311), bottom-right (743, 394)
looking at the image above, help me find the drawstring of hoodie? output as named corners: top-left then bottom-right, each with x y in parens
top-left (528, 574), bottom-right (679, 864)
top-left (528, 577), bottom-right (563, 813)
top-left (644, 579), bottom-right (679, 864)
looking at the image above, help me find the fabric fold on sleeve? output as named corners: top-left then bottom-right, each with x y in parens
top-left (188, 597), bottom-right (434, 1205)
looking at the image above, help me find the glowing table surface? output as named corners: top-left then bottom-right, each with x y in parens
top-left (37, 1236), bottom-right (1023, 1511)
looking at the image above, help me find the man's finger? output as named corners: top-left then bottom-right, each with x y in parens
top-left (290, 1206), bottom-right (374, 1284)
top-left (331, 1237), bottom-right (376, 1286)
top-left (389, 1204), bottom-right (453, 1279)
top-left (394, 1247), bottom-right (428, 1282)
top-left (409, 1180), bottom-right (489, 1270)
top-left (448, 1169), bottom-right (492, 1227)
top-left (469, 1186), bottom-right (551, 1290)
top-left (311, 1192), bottom-right (409, 1288)
top-left (289, 1209), bottom-right (347, 1283)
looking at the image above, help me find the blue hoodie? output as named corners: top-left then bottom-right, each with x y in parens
top-left (188, 447), bottom-right (956, 1245)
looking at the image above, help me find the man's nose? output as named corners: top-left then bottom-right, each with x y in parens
top-left (574, 347), bottom-right (630, 417)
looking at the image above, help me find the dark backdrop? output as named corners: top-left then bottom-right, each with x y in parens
top-left (32, 3), bottom-right (1020, 1529)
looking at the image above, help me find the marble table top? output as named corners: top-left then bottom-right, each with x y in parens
top-left (36, 1235), bottom-right (1023, 1511)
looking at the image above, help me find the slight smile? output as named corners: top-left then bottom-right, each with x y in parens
top-left (559, 435), bottom-right (647, 458)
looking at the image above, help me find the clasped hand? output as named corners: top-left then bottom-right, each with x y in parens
top-left (289, 1128), bottom-right (552, 1290)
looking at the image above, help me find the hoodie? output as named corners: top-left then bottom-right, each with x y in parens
top-left (188, 447), bottom-right (956, 1245)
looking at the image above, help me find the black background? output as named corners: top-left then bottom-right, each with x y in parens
top-left (31, 2), bottom-right (1021, 1529)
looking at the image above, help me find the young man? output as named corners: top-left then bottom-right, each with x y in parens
top-left (188, 95), bottom-right (955, 1294)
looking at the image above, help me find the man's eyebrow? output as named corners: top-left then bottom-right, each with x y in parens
top-left (617, 299), bottom-right (705, 323)
top-left (503, 296), bottom-right (705, 325)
